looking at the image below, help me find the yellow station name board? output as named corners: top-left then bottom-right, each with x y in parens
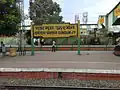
top-left (33, 24), bottom-right (78, 38)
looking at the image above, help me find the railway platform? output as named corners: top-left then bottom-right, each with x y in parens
top-left (0, 51), bottom-right (119, 69)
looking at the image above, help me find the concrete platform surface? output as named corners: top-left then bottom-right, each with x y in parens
top-left (0, 51), bottom-right (120, 69)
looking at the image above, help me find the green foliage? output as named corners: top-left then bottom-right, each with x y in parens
top-left (0, 0), bottom-right (21, 36)
top-left (26, 0), bottom-right (64, 44)
top-left (29, 0), bottom-right (63, 25)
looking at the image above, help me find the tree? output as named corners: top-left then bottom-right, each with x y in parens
top-left (29, 0), bottom-right (63, 25)
top-left (26, 0), bottom-right (64, 45)
top-left (0, 0), bottom-right (21, 36)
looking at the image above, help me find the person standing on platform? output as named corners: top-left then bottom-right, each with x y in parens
top-left (1, 43), bottom-right (6, 57)
top-left (0, 41), bottom-right (3, 52)
top-left (52, 40), bottom-right (56, 52)
top-left (0, 41), bottom-right (3, 56)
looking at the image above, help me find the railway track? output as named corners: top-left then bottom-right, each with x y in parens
top-left (1, 86), bottom-right (120, 90)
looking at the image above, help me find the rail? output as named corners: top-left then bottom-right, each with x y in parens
top-left (4, 45), bottom-right (115, 48)
top-left (3, 45), bottom-right (115, 52)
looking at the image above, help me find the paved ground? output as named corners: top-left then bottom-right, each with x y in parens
top-left (0, 51), bottom-right (120, 69)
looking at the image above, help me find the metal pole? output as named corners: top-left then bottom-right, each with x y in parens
top-left (31, 22), bottom-right (35, 56)
top-left (17, 0), bottom-right (25, 55)
top-left (56, 38), bottom-right (58, 51)
top-left (77, 20), bottom-right (81, 55)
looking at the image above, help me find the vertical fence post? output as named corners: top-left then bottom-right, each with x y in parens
top-left (77, 20), bottom-right (81, 55)
top-left (31, 22), bottom-right (35, 56)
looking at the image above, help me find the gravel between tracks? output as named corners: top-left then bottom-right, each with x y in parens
top-left (0, 78), bottom-right (120, 89)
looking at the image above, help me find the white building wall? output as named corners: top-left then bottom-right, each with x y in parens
top-left (80, 25), bottom-right (97, 35)
top-left (24, 20), bottom-right (31, 30)
top-left (108, 12), bottom-right (113, 31)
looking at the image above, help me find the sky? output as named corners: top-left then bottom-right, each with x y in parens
top-left (24, 0), bottom-right (120, 24)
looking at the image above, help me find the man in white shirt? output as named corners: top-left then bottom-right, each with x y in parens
top-left (52, 40), bottom-right (56, 52)
top-left (2, 44), bottom-right (6, 56)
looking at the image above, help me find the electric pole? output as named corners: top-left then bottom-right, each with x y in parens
top-left (16, 0), bottom-right (25, 55)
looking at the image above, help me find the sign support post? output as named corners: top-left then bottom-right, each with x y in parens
top-left (77, 20), bottom-right (81, 55)
top-left (31, 22), bottom-right (35, 56)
